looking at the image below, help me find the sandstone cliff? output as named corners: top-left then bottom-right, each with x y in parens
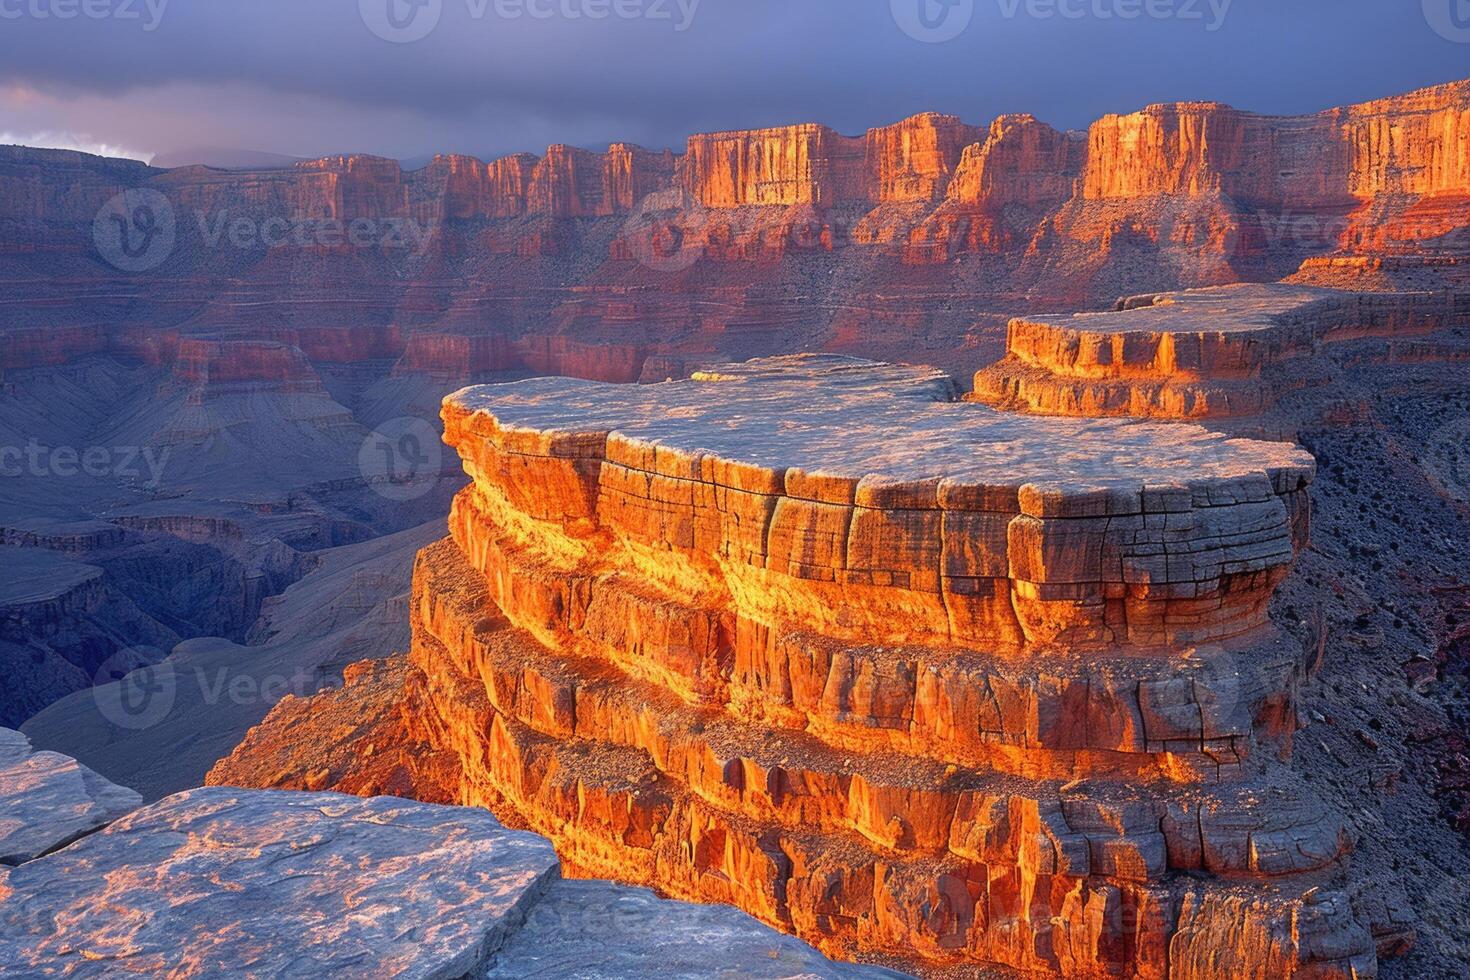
top-left (3, 79), bottom-right (1467, 384)
top-left (228, 354), bottom-right (1382, 978)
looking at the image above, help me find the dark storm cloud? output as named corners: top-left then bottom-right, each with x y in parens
top-left (0, 0), bottom-right (1465, 162)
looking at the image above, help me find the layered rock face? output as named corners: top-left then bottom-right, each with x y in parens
top-left (681, 113), bottom-right (982, 208)
top-left (388, 354), bottom-right (1375, 977)
top-left (973, 283), bottom-right (1466, 418)
top-left (3, 79), bottom-right (1467, 387)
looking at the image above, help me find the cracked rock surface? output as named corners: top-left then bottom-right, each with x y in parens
top-left (0, 787), bottom-right (559, 978)
top-left (0, 727), bottom-right (141, 866)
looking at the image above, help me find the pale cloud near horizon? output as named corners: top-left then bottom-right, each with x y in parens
top-left (0, 131), bottom-right (153, 161)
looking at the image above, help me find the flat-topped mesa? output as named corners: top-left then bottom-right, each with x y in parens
top-left (864, 113), bottom-right (985, 203)
top-left (910, 114), bottom-right (1085, 258)
top-left (681, 124), bottom-right (869, 208)
top-left (527, 143), bottom-right (678, 217)
top-left (419, 153), bottom-right (538, 218)
top-left (1081, 102), bottom-right (1268, 202)
top-left (949, 114), bottom-right (1082, 208)
top-left (973, 283), bottom-right (1459, 418)
top-left (680, 114), bottom-right (983, 209)
top-left (0, 145), bottom-right (158, 224)
top-left (399, 354), bottom-right (1378, 976)
top-left (146, 145), bottom-right (679, 228)
top-left (1076, 82), bottom-right (1470, 253)
top-left (446, 354), bottom-right (1311, 651)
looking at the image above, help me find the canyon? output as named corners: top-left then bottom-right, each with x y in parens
top-left (1, 74), bottom-right (1468, 978)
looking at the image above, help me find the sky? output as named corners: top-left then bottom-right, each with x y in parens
top-left (0, 0), bottom-right (1466, 165)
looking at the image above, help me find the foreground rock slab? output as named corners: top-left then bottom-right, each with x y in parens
top-left (0, 787), bottom-right (559, 978)
top-left (486, 878), bottom-right (912, 979)
top-left (0, 727), bottom-right (141, 865)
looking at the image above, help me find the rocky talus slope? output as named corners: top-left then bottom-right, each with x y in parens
top-left (221, 355), bottom-right (1389, 977)
top-left (0, 730), bottom-right (898, 978)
